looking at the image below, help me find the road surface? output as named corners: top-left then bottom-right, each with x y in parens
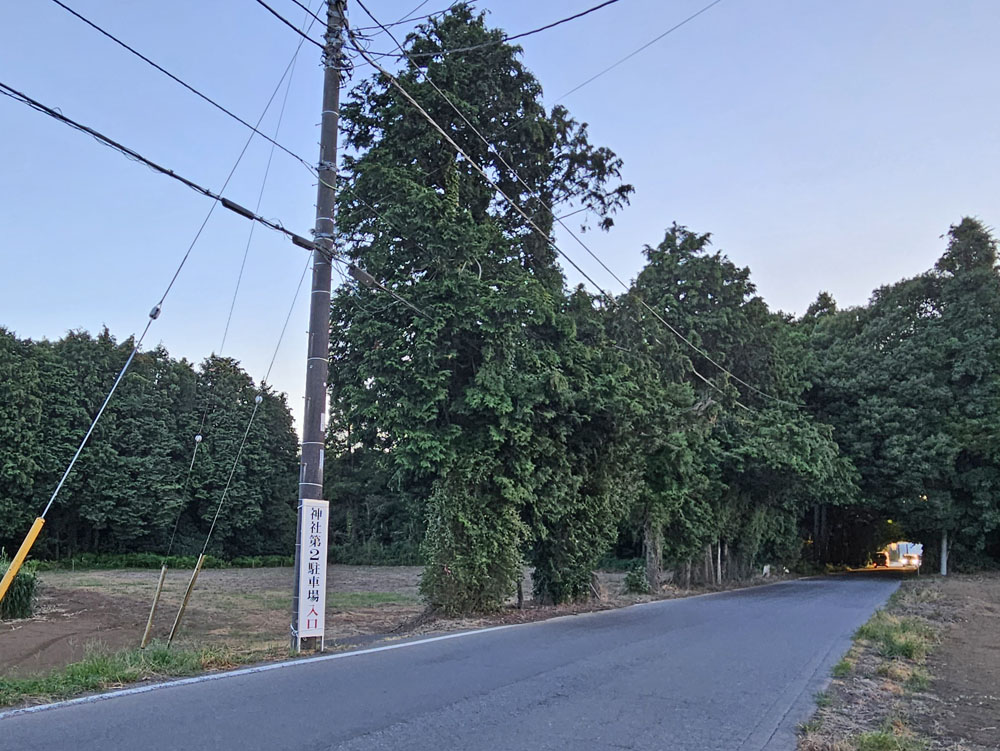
top-left (0, 576), bottom-right (898, 751)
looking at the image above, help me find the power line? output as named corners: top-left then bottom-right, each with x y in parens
top-left (0, 81), bottom-right (314, 254)
top-left (47, 0), bottom-right (316, 173)
top-left (1, 11), bottom-right (322, 527)
top-left (398, 0), bottom-right (624, 59)
top-left (352, 1), bottom-right (459, 33)
top-left (220, 33), bottom-right (302, 354)
top-left (0, 78), bottom-right (435, 326)
top-left (345, 8), bottom-right (792, 409)
top-left (286, 0), bottom-right (326, 27)
top-left (253, 0), bottom-right (325, 49)
top-left (557, 0), bottom-right (725, 101)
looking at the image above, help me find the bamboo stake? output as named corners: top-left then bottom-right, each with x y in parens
top-left (168, 554), bottom-right (204, 646)
top-left (140, 564), bottom-right (169, 649)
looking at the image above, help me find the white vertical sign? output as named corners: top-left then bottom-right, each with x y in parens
top-left (296, 499), bottom-right (329, 641)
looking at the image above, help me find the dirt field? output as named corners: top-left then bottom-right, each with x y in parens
top-left (915, 575), bottom-right (1000, 749)
top-left (1, 565), bottom-right (425, 677)
top-left (800, 572), bottom-right (1000, 751)
top-left (2, 565), bottom-right (637, 678)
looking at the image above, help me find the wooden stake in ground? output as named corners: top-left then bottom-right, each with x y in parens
top-left (168, 554), bottom-right (205, 646)
top-left (140, 563), bottom-right (169, 649)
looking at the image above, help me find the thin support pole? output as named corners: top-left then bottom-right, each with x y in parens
top-left (168, 553), bottom-right (205, 646)
top-left (140, 563), bottom-right (169, 649)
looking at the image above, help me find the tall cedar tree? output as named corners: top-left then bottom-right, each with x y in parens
top-left (330, 5), bottom-right (632, 611)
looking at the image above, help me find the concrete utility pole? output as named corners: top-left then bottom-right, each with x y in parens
top-left (291, 0), bottom-right (345, 652)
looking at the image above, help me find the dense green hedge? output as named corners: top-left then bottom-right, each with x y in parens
top-left (37, 553), bottom-right (294, 571)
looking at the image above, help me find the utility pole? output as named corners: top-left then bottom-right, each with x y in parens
top-left (291, 0), bottom-right (345, 653)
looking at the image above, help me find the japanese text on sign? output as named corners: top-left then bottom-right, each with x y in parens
top-left (296, 499), bottom-right (329, 639)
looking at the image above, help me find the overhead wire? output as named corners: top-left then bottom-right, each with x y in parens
top-left (0, 81), bottom-right (317, 258)
top-left (0, 79), bottom-right (432, 320)
top-left (164, 4), bottom-right (321, 559)
top-left (286, 0), bottom-right (326, 27)
top-left (253, 0), bottom-right (325, 49)
top-left (47, 0), bottom-right (316, 174)
top-left (557, 0), bottom-right (725, 101)
top-left (352, 1), bottom-right (458, 33)
top-left (347, 4), bottom-right (793, 408)
top-left (0, 43), bottom-right (312, 522)
top-left (401, 0), bottom-right (623, 58)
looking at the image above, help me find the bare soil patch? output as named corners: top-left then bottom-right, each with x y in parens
top-left (914, 574), bottom-right (1000, 749)
top-left (1, 565), bottom-right (424, 677)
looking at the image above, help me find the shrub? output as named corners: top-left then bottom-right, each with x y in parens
top-left (0, 553), bottom-right (38, 620)
top-left (624, 563), bottom-right (650, 594)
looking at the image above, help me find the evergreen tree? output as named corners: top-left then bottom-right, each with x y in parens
top-left (330, 5), bottom-right (631, 611)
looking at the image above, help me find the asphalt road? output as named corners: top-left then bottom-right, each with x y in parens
top-left (0, 576), bottom-right (899, 751)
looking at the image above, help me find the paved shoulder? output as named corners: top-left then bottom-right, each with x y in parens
top-left (1, 577), bottom-right (897, 751)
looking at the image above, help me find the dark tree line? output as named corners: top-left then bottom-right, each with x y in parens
top-left (0, 329), bottom-right (299, 559)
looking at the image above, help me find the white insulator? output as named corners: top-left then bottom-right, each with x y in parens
top-left (194, 434), bottom-right (203, 443)
top-left (255, 395), bottom-right (263, 404)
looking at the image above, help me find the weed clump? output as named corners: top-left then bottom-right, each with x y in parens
top-left (0, 553), bottom-right (37, 620)
top-left (855, 612), bottom-right (933, 660)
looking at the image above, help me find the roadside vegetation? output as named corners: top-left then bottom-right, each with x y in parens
top-left (800, 574), bottom-right (1000, 751)
top-left (0, 553), bottom-right (37, 619)
top-left (0, 644), bottom-right (282, 709)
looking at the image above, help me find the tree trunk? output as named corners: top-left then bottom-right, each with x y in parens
top-left (819, 504), bottom-right (828, 562)
top-left (723, 541), bottom-right (729, 580)
top-left (704, 544), bottom-right (713, 585)
top-left (643, 518), bottom-right (662, 592)
top-left (716, 540), bottom-right (722, 584)
top-left (684, 560), bottom-right (692, 589)
top-left (812, 504), bottom-right (820, 561)
top-left (940, 529), bottom-right (949, 576)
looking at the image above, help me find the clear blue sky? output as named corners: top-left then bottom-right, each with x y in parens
top-left (2, 0), bottom-right (998, 433)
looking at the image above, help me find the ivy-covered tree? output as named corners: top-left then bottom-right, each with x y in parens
top-left (330, 4), bottom-right (632, 611)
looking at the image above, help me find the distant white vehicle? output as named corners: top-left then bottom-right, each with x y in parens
top-left (884, 540), bottom-right (923, 567)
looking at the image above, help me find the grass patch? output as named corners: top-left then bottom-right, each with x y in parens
top-left (904, 666), bottom-right (930, 692)
top-left (832, 657), bottom-right (853, 678)
top-left (855, 612), bottom-right (934, 660)
top-left (327, 591), bottom-right (419, 608)
top-left (0, 644), bottom-right (281, 708)
top-left (852, 726), bottom-right (925, 751)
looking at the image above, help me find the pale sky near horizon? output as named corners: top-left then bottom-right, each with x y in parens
top-left (2, 0), bottom-right (998, 434)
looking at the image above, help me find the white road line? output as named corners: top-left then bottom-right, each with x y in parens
top-left (0, 625), bottom-right (516, 721)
